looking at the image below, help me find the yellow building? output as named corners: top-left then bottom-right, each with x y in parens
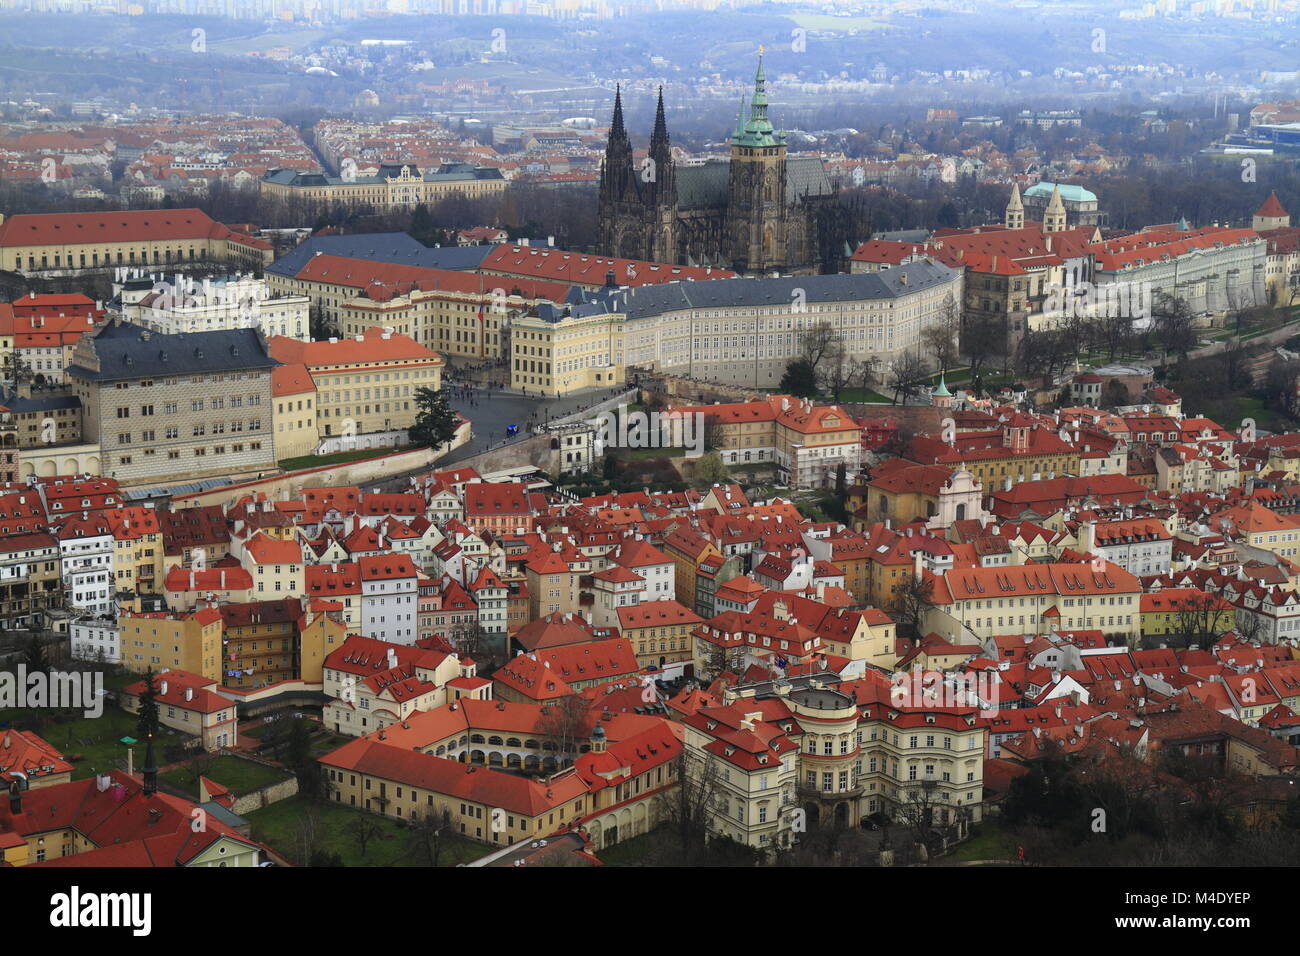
top-left (272, 363), bottom-right (319, 461)
top-left (926, 563), bottom-right (1143, 644)
top-left (321, 735), bottom-right (591, 846)
top-left (511, 307), bottom-right (624, 395)
top-left (236, 532), bottom-right (305, 600)
top-left (266, 253), bottom-right (565, 361)
top-left (260, 162), bottom-right (506, 212)
top-left (0, 208), bottom-right (272, 276)
top-left (118, 608), bottom-right (223, 683)
top-left (525, 552), bottom-right (580, 619)
top-left (616, 600), bottom-right (703, 668)
top-left (1215, 502), bottom-right (1300, 561)
top-left (269, 327), bottom-right (444, 444)
top-left (108, 506), bottom-right (166, 610)
top-left (1139, 588), bottom-right (1236, 638)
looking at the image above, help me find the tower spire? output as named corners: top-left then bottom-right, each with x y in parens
top-left (610, 84), bottom-right (626, 138)
top-left (1005, 182), bottom-right (1024, 230)
top-left (1043, 182), bottom-right (1067, 233)
top-left (733, 51), bottom-right (777, 148)
top-left (651, 86), bottom-right (668, 146)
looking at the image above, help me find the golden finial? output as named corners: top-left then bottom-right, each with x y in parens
top-left (759, 44), bottom-right (765, 56)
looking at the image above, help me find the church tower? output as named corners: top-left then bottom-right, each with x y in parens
top-left (726, 52), bottom-right (789, 275)
top-left (597, 86), bottom-right (642, 259)
top-left (1005, 183), bottom-right (1024, 230)
top-left (1042, 183), bottom-right (1067, 233)
top-left (645, 87), bottom-right (678, 262)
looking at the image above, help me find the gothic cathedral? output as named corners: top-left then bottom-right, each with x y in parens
top-left (597, 55), bottom-right (835, 276)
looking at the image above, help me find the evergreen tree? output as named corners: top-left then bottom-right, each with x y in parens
top-left (778, 359), bottom-right (819, 399)
top-left (410, 204), bottom-right (436, 245)
top-left (136, 669), bottom-right (160, 741)
top-left (22, 635), bottom-right (50, 673)
top-left (408, 388), bottom-right (460, 450)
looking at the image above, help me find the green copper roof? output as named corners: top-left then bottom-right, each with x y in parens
top-left (1024, 181), bottom-right (1097, 204)
top-left (933, 372), bottom-right (950, 397)
top-left (733, 53), bottom-right (781, 149)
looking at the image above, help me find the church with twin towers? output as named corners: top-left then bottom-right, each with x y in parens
top-left (597, 54), bottom-right (837, 276)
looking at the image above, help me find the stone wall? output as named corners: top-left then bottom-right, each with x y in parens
top-left (445, 432), bottom-right (556, 477)
top-left (229, 774), bottom-right (299, 816)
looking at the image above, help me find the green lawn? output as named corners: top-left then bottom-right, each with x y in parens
top-left (594, 827), bottom-right (662, 866)
top-left (161, 754), bottom-right (292, 798)
top-left (240, 714), bottom-right (318, 739)
top-left (278, 445), bottom-right (414, 472)
top-left (0, 705), bottom-right (175, 780)
top-left (244, 794), bottom-right (487, 867)
top-left (946, 820), bottom-right (1018, 862)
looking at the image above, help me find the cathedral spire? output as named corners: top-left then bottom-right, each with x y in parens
top-left (610, 84), bottom-right (626, 139)
top-left (648, 85), bottom-right (675, 205)
top-left (651, 86), bottom-right (669, 148)
top-left (600, 84), bottom-right (635, 208)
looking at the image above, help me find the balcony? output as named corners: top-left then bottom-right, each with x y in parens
top-left (797, 783), bottom-right (864, 801)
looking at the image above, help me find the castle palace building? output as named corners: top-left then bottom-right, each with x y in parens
top-left (597, 56), bottom-right (836, 277)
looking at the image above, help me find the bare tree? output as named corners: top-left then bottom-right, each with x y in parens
top-left (1234, 608), bottom-right (1267, 644)
top-left (894, 781), bottom-right (947, 860)
top-left (845, 356), bottom-right (881, 397)
top-left (408, 807), bottom-right (455, 866)
top-left (651, 749), bottom-right (722, 865)
top-left (702, 638), bottom-right (748, 682)
top-left (1153, 293), bottom-right (1196, 363)
top-left (294, 804), bottom-right (322, 865)
top-left (817, 335), bottom-right (852, 402)
top-left (345, 814), bottom-right (383, 859)
top-left (962, 312), bottom-right (1005, 386)
top-left (892, 574), bottom-right (935, 643)
top-left (537, 694), bottom-right (590, 769)
top-left (1168, 591), bottom-right (1233, 649)
top-left (920, 293), bottom-right (961, 373)
top-left (799, 321), bottom-right (844, 379)
top-left (888, 350), bottom-right (932, 404)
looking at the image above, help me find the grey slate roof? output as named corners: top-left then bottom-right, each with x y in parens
top-left (267, 233), bottom-right (490, 278)
top-left (673, 155), bottom-right (831, 210)
top-left (553, 258), bottom-right (959, 323)
top-left (873, 229), bottom-right (931, 243)
top-left (786, 156), bottom-right (833, 202)
top-left (0, 388), bottom-right (81, 414)
top-left (262, 163), bottom-right (504, 189)
top-left (676, 161), bottom-right (729, 209)
top-left (65, 321), bottom-right (278, 383)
